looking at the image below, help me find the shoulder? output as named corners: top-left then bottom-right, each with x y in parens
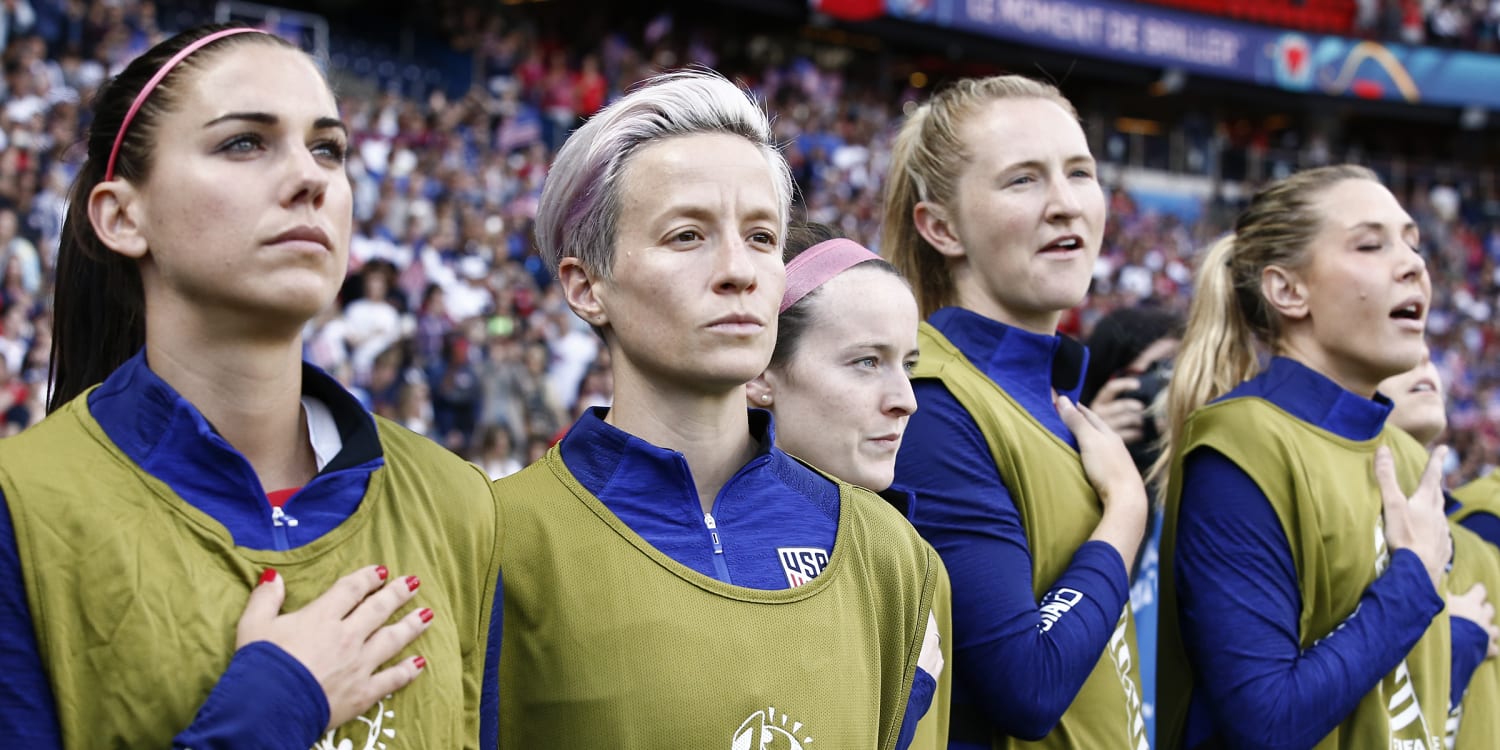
top-left (842, 483), bottom-right (934, 563)
top-left (374, 415), bottom-right (478, 471)
top-left (1180, 397), bottom-right (1309, 465)
top-left (371, 415), bottom-right (494, 517)
top-left (0, 398), bottom-right (113, 489)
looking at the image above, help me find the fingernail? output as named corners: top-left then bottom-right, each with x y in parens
top-left (405, 575), bottom-right (421, 592)
top-left (259, 568), bottom-right (277, 585)
top-left (375, 565), bottom-right (389, 581)
top-left (413, 655), bottom-right (427, 671)
top-left (1058, 396), bottom-right (1072, 408)
top-left (419, 607), bottom-right (434, 623)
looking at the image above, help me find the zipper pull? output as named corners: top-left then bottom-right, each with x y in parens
top-left (704, 513), bottom-right (724, 555)
top-left (271, 506), bottom-right (300, 528)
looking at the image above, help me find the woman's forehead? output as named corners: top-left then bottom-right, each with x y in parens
top-left (176, 44), bottom-right (336, 119)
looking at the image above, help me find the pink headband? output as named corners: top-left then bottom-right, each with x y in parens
top-left (104, 27), bottom-right (269, 181)
top-left (780, 238), bottom-right (882, 314)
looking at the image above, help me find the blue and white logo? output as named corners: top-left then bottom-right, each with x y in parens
top-left (777, 547), bottom-right (829, 588)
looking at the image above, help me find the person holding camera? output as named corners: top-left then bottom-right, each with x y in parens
top-left (1082, 307), bottom-right (1182, 473)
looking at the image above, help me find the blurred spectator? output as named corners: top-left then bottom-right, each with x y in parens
top-left (474, 423), bottom-right (523, 479)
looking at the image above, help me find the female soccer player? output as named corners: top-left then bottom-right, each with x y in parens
top-left (0, 25), bottom-right (501, 748)
top-left (495, 70), bottom-right (942, 749)
top-left (1156, 164), bottom-right (1456, 749)
top-left (1380, 350), bottom-right (1500, 750)
top-left (883, 74), bottom-right (1150, 748)
top-left (744, 223), bottom-right (949, 748)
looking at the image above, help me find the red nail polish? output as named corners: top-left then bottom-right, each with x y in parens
top-left (419, 608), bottom-right (434, 623)
top-left (375, 565), bottom-right (389, 581)
top-left (259, 568), bottom-right (277, 585)
top-left (405, 575), bottom-right (420, 592)
top-left (413, 655), bottom-right (427, 671)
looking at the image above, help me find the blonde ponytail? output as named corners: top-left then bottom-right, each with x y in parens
top-left (1149, 235), bottom-right (1260, 486)
top-left (1148, 163), bottom-right (1382, 488)
top-left (883, 104), bottom-right (952, 318)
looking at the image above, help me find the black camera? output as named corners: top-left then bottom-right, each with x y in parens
top-left (1119, 358), bottom-right (1172, 471)
top-left (1122, 359), bottom-right (1172, 408)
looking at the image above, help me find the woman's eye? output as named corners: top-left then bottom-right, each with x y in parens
top-left (313, 140), bottom-right (347, 163)
top-left (220, 134), bottom-right (264, 154)
top-left (854, 357), bottom-right (878, 368)
top-left (749, 231), bottom-right (777, 247)
top-left (903, 360), bottom-right (918, 374)
top-left (674, 230), bottom-right (701, 243)
top-left (1070, 168), bottom-right (1095, 180)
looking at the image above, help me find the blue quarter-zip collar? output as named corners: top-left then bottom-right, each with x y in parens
top-left (87, 350), bottom-right (384, 550)
top-left (1219, 356), bottom-right (1393, 442)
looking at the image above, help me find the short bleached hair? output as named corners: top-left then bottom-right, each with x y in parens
top-left (534, 69), bottom-right (793, 278)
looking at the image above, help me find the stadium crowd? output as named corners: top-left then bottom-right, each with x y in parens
top-left (1, 0), bottom-right (1498, 485)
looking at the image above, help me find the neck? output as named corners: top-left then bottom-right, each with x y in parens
top-left (1276, 335), bottom-right (1380, 399)
top-left (145, 311), bottom-right (315, 494)
top-left (605, 361), bottom-right (758, 514)
top-left (952, 276), bottom-right (1061, 336)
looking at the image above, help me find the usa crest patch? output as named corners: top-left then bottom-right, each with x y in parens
top-left (777, 547), bottom-right (829, 588)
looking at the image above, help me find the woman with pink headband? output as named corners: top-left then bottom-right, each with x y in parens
top-left (0, 25), bottom-right (500, 748)
top-left (746, 222), bottom-right (949, 746)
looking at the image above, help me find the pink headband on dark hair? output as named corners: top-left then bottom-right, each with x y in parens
top-left (104, 27), bottom-right (269, 181)
top-left (780, 238), bottom-right (882, 314)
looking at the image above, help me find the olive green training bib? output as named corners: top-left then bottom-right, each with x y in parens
top-left (1448, 473), bottom-right (1500, 750)
top-left (911, 322), bottom-right (1148, 750)
top-left (1157, 397), bottom-right (1449, 750)
top-left (0, 394), bottom-right (502, 750)
top-left (495, 446), bottom-right (940, 749)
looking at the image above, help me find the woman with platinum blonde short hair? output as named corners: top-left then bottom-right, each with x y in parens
top-left (495, 70), bottom-right (944, 749)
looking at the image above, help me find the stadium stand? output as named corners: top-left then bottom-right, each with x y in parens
top-left (1, 0), bottom-right (1498, 482)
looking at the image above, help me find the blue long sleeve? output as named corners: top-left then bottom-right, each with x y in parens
top-left (897, 380), bottom-right (1130, 741)
top-left (1458, 511), bottom-right (1500, 549)
top-left (1176, 448), bottom-right (1445, 749)
top-left (0, 487), bottom-right (62, 748)
top-left (1451, 616), bottom-right (1488, 708)
top-left (895, 669), bottom-right (937, 750)
top-left (171, 642), bottom-right (328, 749)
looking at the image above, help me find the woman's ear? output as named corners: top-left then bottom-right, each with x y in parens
top-left (88, 181), bottom-right (149, 259)
top-left (1261, 264), bottom-right (1310, 321)
top-left (558, 257), bottom-right (608, 327)
top-left (912, 201), bottom-right (965, 259)
top-left (745, 373), bottom-right (774, 409)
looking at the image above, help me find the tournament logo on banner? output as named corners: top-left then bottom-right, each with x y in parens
top-left (1269, 33), bottom-right (1313, 90)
